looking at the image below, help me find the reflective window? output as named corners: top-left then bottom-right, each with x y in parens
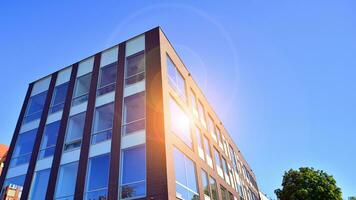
top-left (125, 51), bottom-right (145, 86)
top-left (229, 145), bottom-right (238, 170)
top-left (38, 121), bottom-right (60, 159)
top-left (197, 100), bottom-right (206, 125)
top-left (216, 127), bottom-right (222, 145)
top-left (120, 145), bottom-right (146, 199)
top-left (169, 97), bottom-right (192, 148)
top-left (210, 176), bottom-right (219, 200)
top-left (23, 91), bottom-right (47, 123)
top-left (190, 89), bottom-right (198, 116)
top-left (174, 148), bottom-right (199, 200)
top-left (64, 112), bottom-right (86, 151)
top-left (122, 92), bottom-right (145, 136)
top-left (97, 62), bottom-right (117, 96)
top-left (54, 161), bottom-right (79, 200)
top-left (29, 168), bottom-right (50, 200)
top-left (220, 185), bottom-right (228, 200)
top-left (201, 170), bottom-right (211, 198)
top-left (204, 137), bottom-right (212, 158)
top-left (195, 127), bottom-right (203, 150)
top-left (1, 175), bottom-right (25, 198)
top-left (50, 82), bottom-right (69, 114)
top-left (222, 157), bottom-right (230, 183)
top-left (85, 154), bottom-right (110, 200)
top-left (72, 73), bottom-right (92, 106)
top-left (10, 129), bottom-right (37, 167)
top-left (208, 115), bottom-right (217, 141)
top-left (92, 103), bottom-right (114, 144)
top-left (214, 148), bottom-right (221, 168)
top-left (167, 56), bottom-right (186, 101)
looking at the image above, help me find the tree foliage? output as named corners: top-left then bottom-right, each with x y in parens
top-left (275, 167), bottom-right (342, 200)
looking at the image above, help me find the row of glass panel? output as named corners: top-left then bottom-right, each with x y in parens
top-left (166, 54), bottom-right (258, 195)
top-left (2, 44), bottom-right (146, 200)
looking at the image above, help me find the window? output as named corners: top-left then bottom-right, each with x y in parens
top-left (201, 170), bottom-right (211, 199)
top-left (29, 168), bottom-right (50, 199)
top-left (38, 121), bottom-right (60, 159)
top-left (169, 97), bottom-right (192, 148)
top-left (190, 89), bottom-right (198, 117)
top-left (209, 177), bottom-right (219, 200)
top-left (23, 91), bottom-right (47, 123)
top-left (10, 128), bottom-right (37, 167)
top-left (122, 92), bottom-right (145, 136)
top-left (92, 103), bottom-right (114, 144)
top-left (167, 56), bottom-right (186, 101)
top-left (222, 157), bottom-right (230, 183)
top-left (214, 148), bottom-right (221, 167)
top-left (228, 192), bottom-right (234, 200)
top-left (54, 161), bottom-right (79, 200)
top-left (125, 51), bottom-right (145, 86)
top-left (197, 101), bottom-right (206, 126)
top-left (229, 145), bottom-right (238, 170)
top-left (196, 127), bottom-right (204, 160)
top-left (208, 115), bottom-right (217, 141)
top-left (216, 127), bottom-right (223, 147)
top-left (203, 137), bottom-right (212, 159)
top-left (50, 82), bottom-right (69, 114)
top-left (220, 185), bottom-right (228, 200)
top-left (72, 73), bottom-right (92, 106)
top-left (64, 112), bottom-right (86, 151)
top-left (85, 154), bottom-right (110, 200)
top-left (1, 175), bottom-right (25, 197)
top-left (97, 62), bottom-right (117, 96)
top-left (174, 148), bottom-right (199, 200)
top-left (120, 145), bottom-right (146, 199)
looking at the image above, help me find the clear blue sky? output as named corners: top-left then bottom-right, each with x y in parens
top-left (1, 1), bottom-right (355, 198)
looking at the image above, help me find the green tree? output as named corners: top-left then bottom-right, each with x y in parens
top-left (275, 167), bottom-right (342, 200)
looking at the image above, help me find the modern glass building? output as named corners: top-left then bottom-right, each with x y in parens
top-left (0, 27), bottom-right (260, 200)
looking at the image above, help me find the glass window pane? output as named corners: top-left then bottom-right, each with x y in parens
top-left (23, 91), bottom-right (47, 123)
top-left (173, 147), bottom-right (199, 199)
top-left (198, 101), bottom-right (205, 124)
top-left (122, 92), bottom-right (145, 135)
top-left (169, 98), bottom-right (192, 148)
top-left (92, 103), bottom-right (114, 144)
top-left (167, 56), bottom-right (186, 100)
top-left (1, 175), bottom-right (25, 199)
top-left (214, 148), bottom-right (221, 167)
top-left (10, 129), bottom-right (37, 167)
top-left (55, 162), bottom-right (79, 199)
top-left (201, 170), bottom-right (210, 197)
top-left (97, 63), bottom-right (117, 96)
top-left (120, 145), bottom-right (146, 199)
top-left (195, 127), bottom-right (203, 149)
top-left (204, 137), bottom-right (212, 158)
top-left (210, 177), bottom-right (219, 200)
top-left (29, 168), bottom-right (50, 200)
top-left (125, 51), bottom-right (145, 85)
top-left (72, 73), bottom-right (91, 105)
top-left (85, 154), bottom-right (110, 199)
top-left (64, 112), bottom-right (86, 151)
top-left (39, 121), bottom-right (60, 159)
top-left (50, 83), bottom-right (69, 113)
top-left (220, 185), bottom-right (227, 200)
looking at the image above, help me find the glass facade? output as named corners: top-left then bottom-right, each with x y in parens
top-left (38, 121), bottom-right (60, 159)
top-left (72, 73), bottom-right (92, 106)
top-left (97, 62), bottom-right (117, 96)
top-left (91, 103), bottom-right (114, 144)
top-left (169, 97), bottom-right (192, 148)
top-left (64, 112), bottom-right (86, 151)
top-left (167, 56), bottom-right (186, 101)
top-left (122, 92), bottom-right (145, 136)
top-left (84, 154), bottom-right (110, 200)
top-left (50, 83), bottom-right (69, 114)
top-left (10, 128), bottom-right (37, 167)
top-left (120, 145), bottom-right (146, 199)
top-left (54, 161), bottom-right (79, 200)
top-left (174, 148), bottom-right (199, 200)
top-left (125, 51), bottom-right (145, 86)
top-left (29, 168), bottom-right (50, 200)
top-left (23, 91), bottom-right (47, 123)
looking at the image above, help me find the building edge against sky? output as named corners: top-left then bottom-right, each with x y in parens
top-left (0, 27), bottom-right (260, 200)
